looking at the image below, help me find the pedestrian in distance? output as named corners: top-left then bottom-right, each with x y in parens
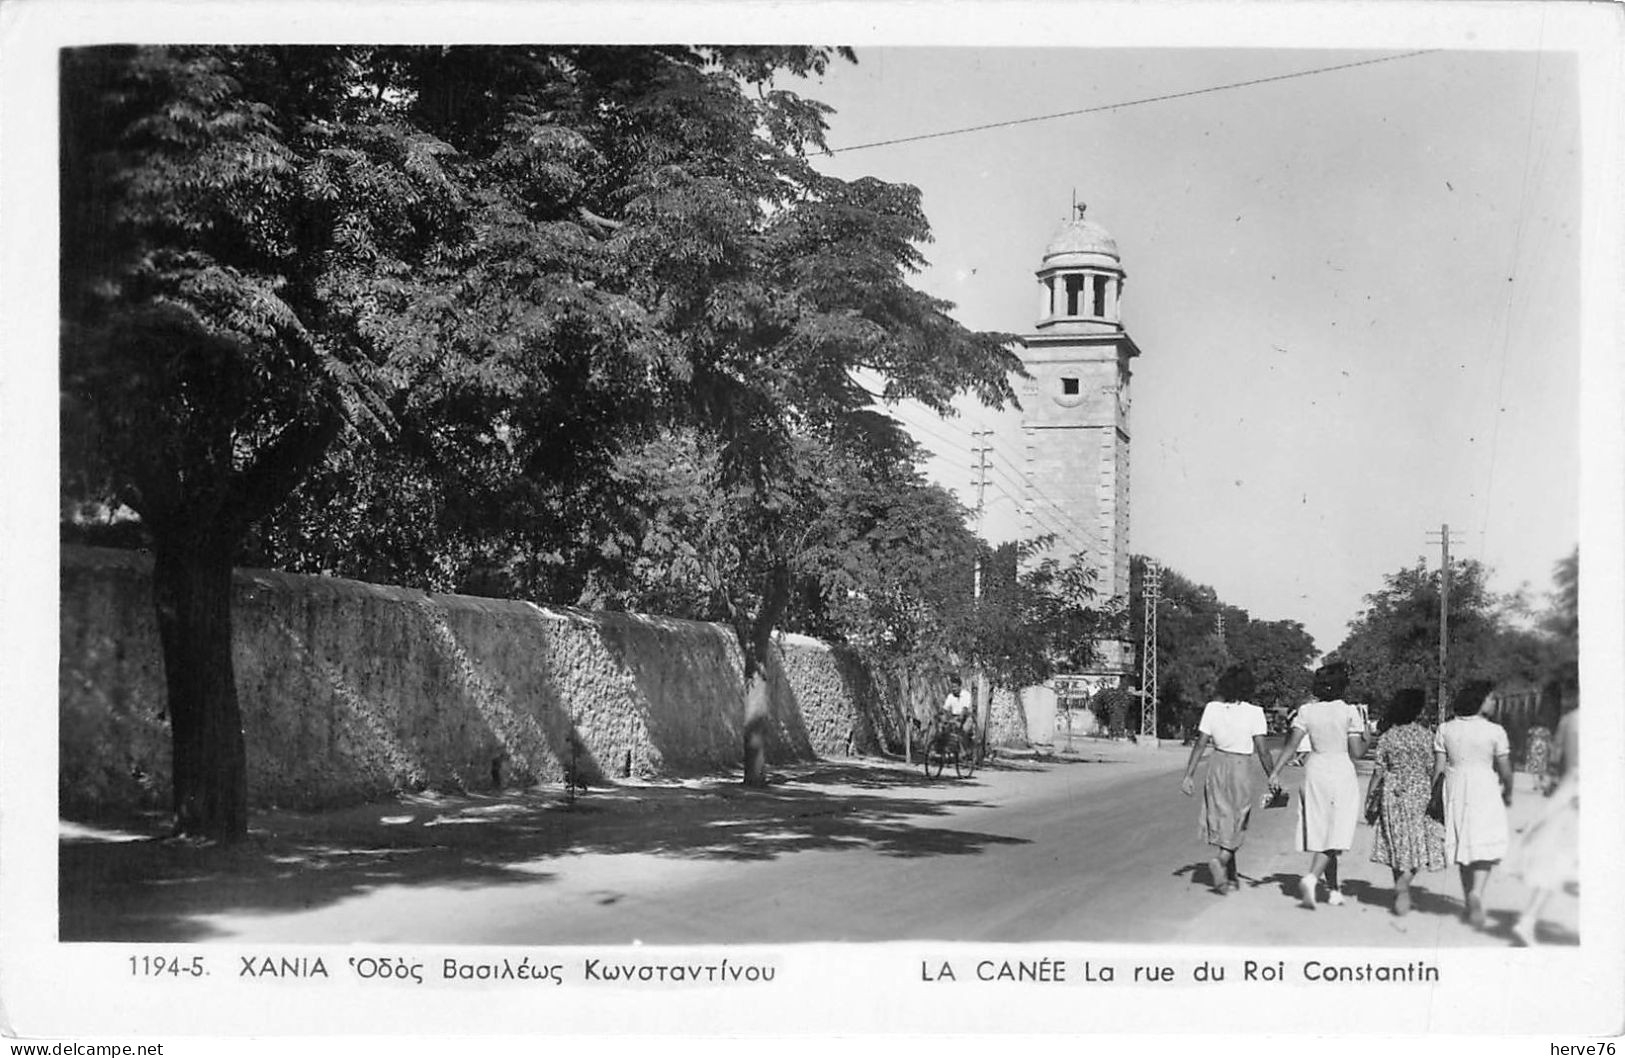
top-left (1507, 681), bottom-right (1579, 946)
top-left (943, 673), bottom-right (975, 739)
top-left (1367, 687), bottom-right (1447, 915)
top-left (1435, 678), bottom-right (1515, 930)
top-left (1180, 664), bottom-right (1273, 894)
top-left (1265, 660), bottom-right (1372, 910)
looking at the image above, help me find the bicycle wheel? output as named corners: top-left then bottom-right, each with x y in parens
top-left (955, 743), bottom-right (975, 779)
top-left (927, 749), bottom-right (945, 779)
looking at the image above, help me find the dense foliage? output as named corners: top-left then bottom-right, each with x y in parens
top-left (1328, 551), bottom-right (1579, 721)
top-left (60, 43), bottom-right (1040, 828)
top-left (1127, 556), bottom-right (1317, 738)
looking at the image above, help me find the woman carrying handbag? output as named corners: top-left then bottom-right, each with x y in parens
top-left (1367, 688), bottom-right (1447, 915)
top-left (1434, 679), bottom-right (1515, 929)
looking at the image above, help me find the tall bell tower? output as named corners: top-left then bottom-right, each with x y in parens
top-left (1019, 203), bottom-right (1139, 685)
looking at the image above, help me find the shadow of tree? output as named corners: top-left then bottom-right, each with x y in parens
top-left (61, 765), bottom-right (1030, 943)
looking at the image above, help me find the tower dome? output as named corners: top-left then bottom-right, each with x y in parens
top-left (1041, 214), bottom-right (1120, 270)
top-left (1034, 204), bottom-right (1126, 330)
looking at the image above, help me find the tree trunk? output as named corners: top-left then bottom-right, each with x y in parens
top-left (976, 669), bottom-right (992, 759)
top-left (152, 533), bottom-right (248, 841)
top-left (898, 666), bottom-right (912, 764)
top-left (741, 657), bottom-right (771, 787)
top-left (738, 563), bottom-right (790, 788)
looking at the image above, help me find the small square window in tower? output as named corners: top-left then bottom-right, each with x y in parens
top-left (1061, 377), bottom-right (1080, 396)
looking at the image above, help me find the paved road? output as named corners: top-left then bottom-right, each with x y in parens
top-left (60, 742), bottom-right (1575, 947)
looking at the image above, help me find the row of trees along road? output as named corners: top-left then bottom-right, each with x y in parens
top-left (60, 45), bottom-right (1121, 841)
top-left (1328, 548), bottom-right (1579, 721)
top-left (1118, 549), bottom-right (1579, 740)
top-left (1122, 555), bottom-right (1319, 739)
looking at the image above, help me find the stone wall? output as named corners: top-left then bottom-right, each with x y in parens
top-left (987, 685), bottom-right (1031, 749)
top-left (59, 547), bottom-right (890, 817)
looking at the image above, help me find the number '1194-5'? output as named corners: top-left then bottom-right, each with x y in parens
top-left (129, 955), bottom-right (206, 978)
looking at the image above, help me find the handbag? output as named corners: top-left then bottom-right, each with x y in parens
top-left (1425, 773), bottom-right (1445, 823)
top-left (1261, 785), bottom-right (1289, 810)
top-left (1363, 770), bottom-right (1385, 825)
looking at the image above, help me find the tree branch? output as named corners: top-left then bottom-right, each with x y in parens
top-left (224, 404), bottom-right (346, 534)
top-left (578, 206), bottom-right (624, 234)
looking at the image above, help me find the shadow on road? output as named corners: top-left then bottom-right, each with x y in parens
top-left (1336, 877), bottom-right (1459, 919)
top-left (61, 762), bottom-right (1032, 942)
top-left (1170, 860), bottom-right (1229, 890)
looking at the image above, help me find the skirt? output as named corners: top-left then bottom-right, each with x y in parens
top-left (1442, 764), bottom-right (1509, 865)
top-left (1297, 752), bottom-right (1358, 853)
top-left (1200, 750), bottom-right (1259, 849)
top-left (1370, 776), bottom-right (1448, 873)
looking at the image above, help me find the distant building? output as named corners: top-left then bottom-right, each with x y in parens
top-left (1018, 205), bottom-right (1140, 702)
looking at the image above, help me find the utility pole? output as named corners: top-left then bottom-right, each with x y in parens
top-left (970, 429), bottom-right (993, 752)
top-left (1214, 611), bottom-right (1225, 640)
top-left (1140, 559), bottom-right (1161, 739)
top-left (1426, 523), bottom-right (1466, 722)
top-left (970, 429), bottom-right (992, 603)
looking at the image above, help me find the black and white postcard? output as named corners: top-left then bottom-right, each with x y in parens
top-left (3, 1), bottom-right (1622, 1054)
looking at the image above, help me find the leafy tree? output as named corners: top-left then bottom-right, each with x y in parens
top-left (1329, 558), bottom-right (1535, 720)
top-left (792, 453), bottom-right (983, 757)
top-left (1126, 556), bottom-right (1317, 737)
top-left (65, 44), bottom-right (979, 833)
top-left (61, 46), bottom-right (455, 838)
top-left (1127, 561), bottom-right (1227, 737)
top-left (1226, 617), bottom-right (1316, 713)
top-left (590, 100), bottom-right (1020, 785)
top-left (929, 538), bottom-right (1126, 752)
top-left (1538, 548), bottom-right (1579, 676)
top-left (245, 46), bottom-right (1022, 787)
top-left (1088, 685), bottom-right (1137, 738)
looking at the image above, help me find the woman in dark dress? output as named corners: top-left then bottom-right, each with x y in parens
top-left (1368, 688), bottom-right (1446, 915)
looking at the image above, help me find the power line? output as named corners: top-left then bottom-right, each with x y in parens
top-left (1478, 34), bottom-right (1550, 565)
top-left (830, 50), bottom-right (1440, 155)
top-left (887, 407), bottom-right (977, 458)
top-left (864, 396), bottom-right (1113, 551)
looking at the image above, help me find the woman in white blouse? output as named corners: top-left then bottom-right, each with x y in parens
top-left (1265, 661), bottom-right (1371, 909)
top-left (1180, 665), bottom-right (1273, 894)
top-left (1435, 679), bottom-right (1514, 929)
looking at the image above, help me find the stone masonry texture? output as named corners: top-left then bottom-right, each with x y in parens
top-left (59, 547), bottom-right (908, 817)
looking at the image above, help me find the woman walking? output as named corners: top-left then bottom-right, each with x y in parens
top-left (1435, 679), bottom-right (1514, 929)
top-left (1180, 665), bottom-right (1272, 894)
top-left (1265, 661), bottom-right (1370, 909)
top-left (1368, 687), bottom-right (1447, 915)
top-left (1508, 684), bottom-right (1579, 946)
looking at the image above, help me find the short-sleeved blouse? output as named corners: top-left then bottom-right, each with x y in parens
top-left (1198, 700), bottom-right (1267, 754)
top-left (1292, 698), bottom-right (1363, 756)
top-left (1433, 714), bottom-right (1510, 767)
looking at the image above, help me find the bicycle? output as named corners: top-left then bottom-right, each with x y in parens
top-left (917, 713), bottom-right (978, 779)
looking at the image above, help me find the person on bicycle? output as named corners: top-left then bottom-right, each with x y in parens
top-left (944, 674), bottom-right (974, 732)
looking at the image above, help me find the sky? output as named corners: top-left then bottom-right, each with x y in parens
top-left (801, 45), bottom-right (1582, 656)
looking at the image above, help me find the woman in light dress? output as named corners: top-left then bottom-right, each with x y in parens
top-left (1435, 679), bottom-right (1514, 929)
top-left (1508, 685), bottom-right (1579, 946)
top-left (1367, 687), bottom-right (1447, 915)
top-left (1180, 665), bottom-right (1273, 894)
top-left (1265, 661), bottom-right (1371, 909)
